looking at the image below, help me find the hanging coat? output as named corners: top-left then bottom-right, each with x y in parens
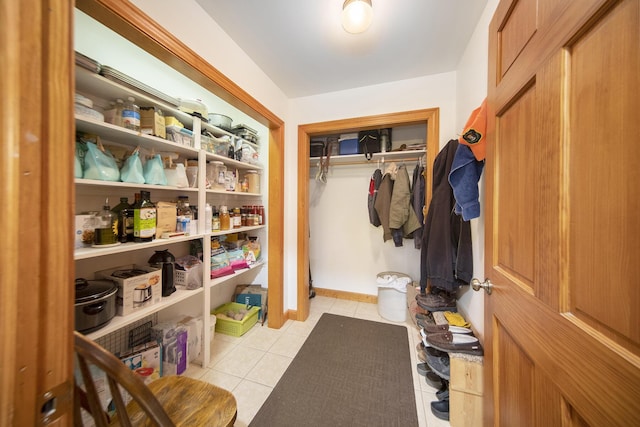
top-left (420, 139), bottom-right (473, 293)
top-left (389, 164), bottom-right (422, 247)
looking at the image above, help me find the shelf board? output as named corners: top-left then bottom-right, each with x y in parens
top-left (310, 149), bottom-right (426, 166)
top-left (208, 225), bottom-right (266, 237)
top-left (204, 151), bottom-right (263, 170)
top-left (206, 188), bottom-right (261, 197)
top-left (209, 260), bottom-right (265, 288)
top-left (75, 178), bottom-right (199, 193)
top-left (84, 287), bottom-right (204, 341)
top-left (76, 116), bottom-right (199, 158)
top-left (75, 234), bottom-right (203, 260)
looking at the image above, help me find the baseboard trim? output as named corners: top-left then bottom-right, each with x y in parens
top-left (313, 287), bottom-right (378, 304)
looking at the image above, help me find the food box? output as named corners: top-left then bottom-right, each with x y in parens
top-left (140, 106), bottom-right (166, 139)
top-left (96, 265), bottom-right (162, 316)
top-left (211, 302), bottom-right (260, 337)
top-left (74, 214), bottom-right (101, 248)
top-left (150, 322), bottom-right (188, 375)
top-left (120, 340), bottom-right (162, 385)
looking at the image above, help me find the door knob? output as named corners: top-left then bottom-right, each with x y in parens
top-left (471, 278), bottom-right (493, 295)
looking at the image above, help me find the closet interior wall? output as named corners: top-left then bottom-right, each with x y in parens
top-left (308, 124), bottom-right (427, 298)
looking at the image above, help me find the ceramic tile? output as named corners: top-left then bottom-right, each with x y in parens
top-left (328, 298), bottom-right (358, 316)
top-left (212, 345), bottom-right (265, 378)
top-left (232, 379), bottom-right (273, 427)
top-left (209, 337), bottom-right (239, 367)
top-left (284, 317), bottom-right (318, 338)
top-left (200, 368), bottom-right (243, 392)
top-left (244, 352), bottom-right (292, 387)
top-left (267, 331), bottom-right (308, 358)
top-left (239, 324), bottom-right (283, 352)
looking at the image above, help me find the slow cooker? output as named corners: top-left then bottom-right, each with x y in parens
top-left (74, 278), bottom-right (118, 333)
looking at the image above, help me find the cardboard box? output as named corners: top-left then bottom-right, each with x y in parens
top-left (140, 107), bottom-right (166, 139)
top-left (96, 265), bottom-right (162, 316)
top-left (151, 322), bottom-right (188, 375)
top-left (75, 214), bottom-right (100, 248)
top-left (120, 340), bottom-right (162, 385)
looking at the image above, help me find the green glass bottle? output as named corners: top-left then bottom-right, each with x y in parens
top-left (133, 190), bottom-right (156, 242)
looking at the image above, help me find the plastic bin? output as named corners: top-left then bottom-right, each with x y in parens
top-left (377, 271), bottom-right (411, 322)
top-left (212, 302), bottom-right (260, 337)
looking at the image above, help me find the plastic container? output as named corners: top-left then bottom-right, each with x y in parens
top-left (211, 302), bottom-right (260, 337)
top-left (377, 271), bottom-right (411, 322)
top-left (208, 161), bottom-right (226, 191)
top-left (339, 133), bottom-right (359, 155)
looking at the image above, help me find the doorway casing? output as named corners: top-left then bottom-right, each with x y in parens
top-left (295, 108), bottom-right (440, 321)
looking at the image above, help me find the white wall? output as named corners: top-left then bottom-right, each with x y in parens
top-left (453, 0), bottom-right (499, 340)
top-left (131, 0), bottom-right (289, 120)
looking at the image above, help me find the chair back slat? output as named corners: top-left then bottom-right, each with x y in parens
top-left (73, 331), bottom-right (174, 426)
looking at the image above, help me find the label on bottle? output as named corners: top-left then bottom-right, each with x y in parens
top-left (123, 109), bottom-right (140, 130)
top-left (134, 207), bottom-right (156, 238)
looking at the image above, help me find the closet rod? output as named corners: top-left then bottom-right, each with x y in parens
top-left (311, 156), bottom-right (424, 167)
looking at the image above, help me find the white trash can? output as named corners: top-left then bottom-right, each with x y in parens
top-left (377, 271), bottom-right (411, 322)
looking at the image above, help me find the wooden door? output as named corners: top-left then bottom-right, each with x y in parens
top-left (0, 0), bottom-right (75, 424)
top-left (484, 0), bottom-right (640, 425)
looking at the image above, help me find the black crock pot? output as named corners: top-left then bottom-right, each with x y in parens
top-left (74, 278), bottom-right (118, 333)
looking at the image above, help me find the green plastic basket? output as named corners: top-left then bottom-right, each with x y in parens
top-left (212, 302), bottom-right (260, 337)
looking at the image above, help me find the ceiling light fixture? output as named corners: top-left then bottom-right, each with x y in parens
top-left (342, 0), bottom-right (373, 34)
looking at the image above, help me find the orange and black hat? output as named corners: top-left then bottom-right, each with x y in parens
top-left (459, 98), bottom-right (487, 161)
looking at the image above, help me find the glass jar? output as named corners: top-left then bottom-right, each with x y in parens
top-left (232, 207), bottom-right (241, 228)
top-left (94, 198), bottom-right (118, 245)
top-left (219, 205), bottom-right (231, 230)
top-left (176, 196), bottom-right (192, 235)
top-left (212, 205), bottom-right (220, 231)
top-left (208, 161), bottom-right (226, 191)
top-left (122, 96), bottom-right (140, 131)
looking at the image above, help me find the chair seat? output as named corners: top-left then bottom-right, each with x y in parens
top-left (115, 376), bottom-right (237, 427)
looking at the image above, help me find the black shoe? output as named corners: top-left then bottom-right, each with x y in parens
top-left (425, 371), bottom-right (444, 389)
top-left (416, 362), bottom-right (431, 376)
top-left (436, 385), bottom-right (449, 401)
top-left (430, 399), bottom-right (450, 421)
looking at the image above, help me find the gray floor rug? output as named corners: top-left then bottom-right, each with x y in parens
top-left (249, 313), bottom-right (418, 427)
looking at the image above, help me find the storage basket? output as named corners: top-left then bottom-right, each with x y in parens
top-left (174, 263), bottom-right (202, 290)
top-left (211, 302), bottom-right (260, 337)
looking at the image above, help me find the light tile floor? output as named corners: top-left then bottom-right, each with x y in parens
top-left (185, 296), bottom-right (451, 427)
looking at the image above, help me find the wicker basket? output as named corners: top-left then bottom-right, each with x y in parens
top-left (211, 302), bottom-right (260, 337)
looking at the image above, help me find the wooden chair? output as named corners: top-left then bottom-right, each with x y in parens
top-left (73, 331), bottom-right (237, 426)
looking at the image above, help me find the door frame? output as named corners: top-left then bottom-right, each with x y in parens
top-left (296, 108), bottom-right (440, 321)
